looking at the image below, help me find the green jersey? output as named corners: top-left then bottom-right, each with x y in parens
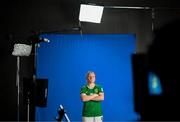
top-left (80, 84), bottom-right (104, 117)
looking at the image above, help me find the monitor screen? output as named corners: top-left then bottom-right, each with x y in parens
top-left (148, 71), bottom-right (162, 95)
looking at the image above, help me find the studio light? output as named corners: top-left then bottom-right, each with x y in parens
top-left (79, 4), bottom-right (104, 23)
top-left (12, 43), bottom-right (32, 122)
top-left (12, 44), bottom-right (32, 56)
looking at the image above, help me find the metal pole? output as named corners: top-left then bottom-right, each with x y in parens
top-left (104, 6), bottom-right (151, 10)
top-left (64, 113), bottom-right (70, 122)
top-left (79, 21), bottom-right (83, 36)
top-left (16, 56), bottom-right (20, 122)
top-left (151, 8), bottom-right (155, 31)
top-left (60, 105), bottom-right (70, 122)
top-left (27, 97), bottom-right (30, 122)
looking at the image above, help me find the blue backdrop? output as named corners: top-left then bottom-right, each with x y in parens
top-left (36, 34), bottom-right (139, 121)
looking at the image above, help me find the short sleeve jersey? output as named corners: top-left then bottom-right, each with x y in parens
top-left (80, 84), bottom-right (104, 117)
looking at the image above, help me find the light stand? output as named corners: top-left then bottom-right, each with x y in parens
top-left (29, 34), bottom-right (46, 121)
top-left (26, 89), bottom-right (32, 122)
top-left (16, 56), bottom-right (20, 122)
top-left (12, 43), bottom-right (32, 122)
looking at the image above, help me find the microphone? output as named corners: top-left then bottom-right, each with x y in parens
top-left (29, 35), bottom-right (50, 44)
top-left (39, 37), bottom-right (50, 43)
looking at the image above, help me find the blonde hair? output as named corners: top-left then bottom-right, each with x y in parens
top-left (86, 71), bottom-right (96, 79)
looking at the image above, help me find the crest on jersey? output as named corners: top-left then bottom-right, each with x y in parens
top-left (94, 88), bottom-right (98, 93)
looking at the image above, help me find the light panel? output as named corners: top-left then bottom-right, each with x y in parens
top-left (79, 4), bottom-right (104, 23)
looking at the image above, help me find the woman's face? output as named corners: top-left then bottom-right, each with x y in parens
top-left (87, 73), bottom-right (96, 83)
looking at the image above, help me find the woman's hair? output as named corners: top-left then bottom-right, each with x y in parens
top-left (86, 71), bottom-right (96, 79)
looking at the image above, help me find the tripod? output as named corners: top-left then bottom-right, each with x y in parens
top-left (56, 105), bottom-right (70, 122)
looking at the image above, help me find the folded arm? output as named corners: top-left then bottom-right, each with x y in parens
top-left (81, 92), bottom-right (104, 102)
top-left (81, 93), bottom-right (98, 102)
top-left (91, 92), bottom-right (104, 101)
